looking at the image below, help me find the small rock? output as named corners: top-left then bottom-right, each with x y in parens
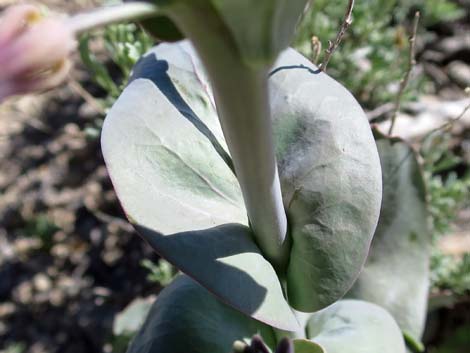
top-left (64, 123), bottom-right (80, 136)
top-left (424, 63), bottom-right (450, 87)
top-left (33, 273), bottom-right (52, 292)
top-left (93, 287), bottom-right (112, 297)
top-left (435, 33), bottom-right (470, 59)
top-left (102, 248), bottom-right (123, 266)
top-left (13, 237), bottom-right (42, 255)
top-left (14, 281), bottom-right (33, 304)
top-left (421, 50), bottom-right (446, 64)
top-left (57, 276), bottom-right (82, 297)
top-left (51, 243), bottom-right (70, 259)
top-left (46, 266), bottom-right (59, 277)
top-left (49, 288), bottom-right (66, 307)
top-left (30, 342), bottom-right (47, 353)
top-left (448, 61), bottom-right (470, 88)
top-left (0, 302), bottom-right (16, 317)
top-left (103, 343), bottom-right (113, 353)
top-left (0, 232), bottom-right (14, 263)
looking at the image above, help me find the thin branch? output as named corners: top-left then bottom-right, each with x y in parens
top-left (67, 76), bottom-right (107, 115)
top-left (319, 0), bottom-right (355, 72)
top-left (366, 102), bottom-right (395, 121)
top-left (422, 98), bottom-right (470, 143)
top-left (388, 11), bottom-right (420, 136)
top-left (86, 205), bottom-right (135, 233)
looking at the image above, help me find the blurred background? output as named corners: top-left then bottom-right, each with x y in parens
top-left (0, 0), bottom-right (469, 352)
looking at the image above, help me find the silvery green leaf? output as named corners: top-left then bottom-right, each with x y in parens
top-left (127, 275), bottom-right (277, 353)
top-left (103, 41), bottom-right (382, 326)
top-left (204, 0), bottom-right (309, 66)
top-left (103, 42), bottom-right (244, 233)
top-left (102, 42), bottom-right (298, 331)
top-left (348, 130), bottom-right (431, 342)
top-left (151, 0), bottom-right (309, 66)
top-left (113, 296), bottom-right (155, 336)
top-left (306, 300), bottom-right (406, 353)
top-left (270, 49), bottom-right (382, 312)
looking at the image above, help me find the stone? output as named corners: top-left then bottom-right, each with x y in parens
top-left (448, 61), bottom-right (470, 88)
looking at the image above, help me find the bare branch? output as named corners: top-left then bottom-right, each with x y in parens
top-left (388, 11), bottom-right (420, 136)
top-left (366, 102), bottom-right (395, 121)
top-left (67, 76), bottom-right (106, 115)
top-left (319, 0), bottom-right (355, 72)
top-left (422, 96), bottom-right (470, 143)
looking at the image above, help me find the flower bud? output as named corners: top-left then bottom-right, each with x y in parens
top-left (0, 5), bottom-right (75, 101)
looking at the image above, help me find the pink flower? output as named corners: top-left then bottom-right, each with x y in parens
top-left (0, 5), bottom-right (76, 101)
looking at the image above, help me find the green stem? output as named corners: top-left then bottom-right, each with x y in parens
top-left (66, 2), bottom-right (159, 35)
top-left (169, 3), bottom-right (290, 271)
top-left (403, 331), bottom-right (425, 353)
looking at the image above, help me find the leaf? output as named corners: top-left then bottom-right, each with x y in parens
top-left (79, 34), bottom-right (120, 98)
top-left (269, 49), bottom-right (383, 312)
top-left (124, 0), bottom-right (184, 42)
top-left (306, 300), bottom-right (407, 353)
top-left (207, 0), bottom-right (310, 66)
top-left (103, 42), bottom-right (244, 234)
top-left (293, 339), bottom-right (324, 353)
top-left (103, 41), bottom-right (383, 323)
top-left (127, 275), bottom-right (277, 353)
top-left (101, 42), bottom-right (298, 331)
top-left (151, 0), bottom-right (309, 66)
top-left (347, 130), bottom-right (431, 341)
top-left (135, 223), bottom-right (299, 331)
top-left (113, 296), bottom-right (155, 336)
top-left (139, 15), bottom-right (184, 42)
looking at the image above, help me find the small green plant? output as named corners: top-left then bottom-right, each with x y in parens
top-left (431, 252), bottom-right (470, 295)
top-left (420, 130), bottom-right (470, 295)
top-left (141, 259), bottom-right (176, 287)
top-left (79, 20), bottom-right (153, 138)
top-left (295, 0), bottom-right (464, 108)
top-left (24, 214), bottom-right (60, 252)
top-left (0, 343), bottom-right (26, 353)
top-left (79, 22), bottom-right (152, 105)
top-left (421, 132), bottom-right (470, 237)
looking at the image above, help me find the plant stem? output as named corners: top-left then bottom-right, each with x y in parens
top-left (66, 2), bottom-right (159, 35)
top-left (319, 0), bottom-right (355, 72)
top-left (169, 4), bottom-right (290, 271)
top-left (388, 11), bottom-right (420, 136)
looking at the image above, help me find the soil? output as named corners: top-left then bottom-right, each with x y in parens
top-left (0, 3), bottom-right (162, 352)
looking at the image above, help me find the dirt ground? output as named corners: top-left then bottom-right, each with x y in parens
top-left (0, 3), bottom-right (163, 352)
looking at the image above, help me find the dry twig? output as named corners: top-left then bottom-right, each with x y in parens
top-left (422, 94), bottom-right (470, 143)
top-left (67, 76), bottom-right (106, 115)
top-left (366, 102), bottom-right (396, 121)
top-left (319, 0), bottom-right (355, 72)
top-left (388, 11), bottom-right (420, 136)
top-left (87, 206), bottom-right (135, 233)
